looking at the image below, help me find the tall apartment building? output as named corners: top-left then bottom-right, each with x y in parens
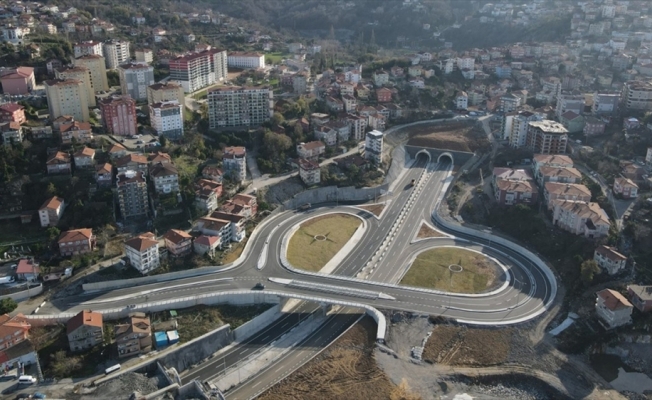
top-left (118, 62), bottom-right (155, 101)
top-left (135, 48), bottom-right (153, 64)
top-left (147, 82), bottom-right (185, 106)
top-left (103, 39), bottom-right (130, 69)
top-left (207, 86), bottom-right (273, 129)
top-left (99, 95), bottom-right (137, 136)
top-left (592, 92), bottom-right (620, 115)
top-left (169, 48), bottom-right (227, 93)
top-left (55, 65), bottom-right (95, 107)
top-left (226, 52), bottom-right (265, 69)
top-left (149, 101), bottom-right (183, 139)
top-left (223, 146), bottom-right (247, 182)
top-left (555, 93), bottom-right (584, 119)
top-left (622, 80), bottom-right (652, 111)
top-left (74, 40), bottom-right (103, 58)
top-left (44, 78), bottom-right (90, 122)
top-left (116, 170), bottom-right (149, 219)
top-left (124, 233), bottom-right (160, 274)
top-left (526, 120), bottom-right (568, 155)
top-left (365, 130), bottom-right (384, 164)
top-left (73, 54), bottom-right (109, 92)
top-left (505, 111), bottom-right (539, 148)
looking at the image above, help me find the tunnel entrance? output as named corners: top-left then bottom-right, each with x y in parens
top-left (437, 152), bottom-right (453, 164)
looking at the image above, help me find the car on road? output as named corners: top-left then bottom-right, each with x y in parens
top-left (32, 393), bottom-right (46, 399)
top-left (252, 282), bottom-right (265, 290)
top-left (136, 140), bottom-right (144, 144)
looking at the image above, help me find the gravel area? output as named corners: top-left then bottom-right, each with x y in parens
top-left (81, 372), bottom-right (162, 399)
top-left (264, 177), bottom-right (305, 205)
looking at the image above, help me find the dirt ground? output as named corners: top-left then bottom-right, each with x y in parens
top-left (416, 223), bottom-right (446, 239)
top-left (406, 121), bottom-right (490, 153)
top-left (258, 317), bottom-right (416, 400)
top-left (358, 203), bottom-right (385, 217)
top-left (422, 325), bottom-right (511, 366)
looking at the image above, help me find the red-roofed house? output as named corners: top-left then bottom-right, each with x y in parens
top-left (15, 259), bottom-right (39, 281)
top-left (223, 194), bottom-right (257, 217)
top-left (95, 163), bottom-right (113, 187)
top-left (67, 310), bottom-right (103, 352)
top-left (596, 289), bottom-right (633, 329)
top-left (58, 228), bottom-right (96, 256)
top-left (0, 314), bottom-right (30, 351)
top-left (0, 67), bottom-right (35, 95)
top-left (124, 233), bottom-right (160, 274)
top-left (194, 179), bottom-right (223, 213)
top-left (594, 245), bottom-right (627, 275)
top-left (38, 196), bottom-right (65, 227)
top-left (376, 88), bottom-right (392, 103)
top-left (163, 229), bottom-right (192, 257)
top-left (193, 235), bottom-right (220, 257)
top-left (0, 103), bottom-right (26, 124)
top-left (613, 177), bottom-right (638, 199)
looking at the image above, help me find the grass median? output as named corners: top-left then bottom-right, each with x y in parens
top-left (287, 214), bottom-right (362, 272)
top-left (400, 247), bottom-right (499, 293)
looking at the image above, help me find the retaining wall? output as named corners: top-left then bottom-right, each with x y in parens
top-left (0, 284), bottom-right (43, 302)
top-left (283, 184), bottom-right (389, 210)
top-left (157, 325), bottom-right (232, 373)
top-left (233, 304), bottom-right (281, 342)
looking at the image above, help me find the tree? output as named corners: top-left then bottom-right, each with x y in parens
top-left (159, 136), bottom-right (168, 148)
top-left (50, 350), bottom-right (82, 377)
top-left (580, 259), bottom-right (600, 285)
top-left (45, 182), bottom-right (57, 197)
top-left (0, 298), bottom-right (17, 314)
top-left (47, 226), bottom-right (60, 241)
top-left (271, 112), bottom-right (285, 126)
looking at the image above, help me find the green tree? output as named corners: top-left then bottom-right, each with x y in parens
top-left (106, 70), bottom-right (120, 87)
top-left (159, 136), bottom-right (168, 148)
top-left (271, 112), bottom-right (285, 126)
top-left (47, 226), bottom-right (60, 241)
top-left (45, 182), bottom-right (57, 197)
top-left (50, 350), bottom-right (82, 377)
top-left (580, 259), bottom-right (600, 285)
top-left (0, 298), bottom-right (17, 314)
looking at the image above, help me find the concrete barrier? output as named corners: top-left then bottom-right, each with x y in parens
top-left (0, 284), bottom-right (43, 302)
top-left (283, 184), bottom-right (389, 210)
top-left (233, 304), bottom-right (281, 342)
top-left (157, 325), bottom-right (232, 374)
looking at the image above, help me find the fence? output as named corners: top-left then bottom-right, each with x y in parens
top-left (0, 284), bottom-right (43, 302)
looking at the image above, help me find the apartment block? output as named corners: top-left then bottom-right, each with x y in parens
top-left (526, 120), bottom-right (568, 154)
top-left (114, 315), bottom-right (152, 358)
top-left (147, 82), bottom-right (185, 106)
top-left (135, 48), bottom-right (154, 64)
top-left (596, 289), bottom-right (632, 329)
top-left (223, 146), bottom-right (247, 182)
top-left (207, 86), bottom-right (273, 129)
top-left (118, 62), bottom-right (155, 101)
top-left (116, 170), bottom-right (149, 219)
top-left (227, 52), bottom-right (265, 69)
top-left (594, 245), bottom-right (627, 275)
top-left (103, 39), bottom-right (130, 69)
top-left (163, 229), bottom-right (192, 257)
top-left (67, 310), bottom-right (103, 352)
top-left (99, 95), bottom-right (137, 136)
top-left (169, 48), bottom-right (227, 93)
top-left (55, 65), bottom-right (95, 107)
top-left (149, 101), bottom-right (183, 139)
top-left (365, 130), bottom-right (383, 164)
top-left (58, 228), bottom-right (95, 257)
top-left (38, 196), bottom-right (65, 227)
top-left (623, 80), bottom-right (652, 111)
top-left (44, 79), bottom-right (90, 122)
top-left (298, 158), bottom-right (320, 185)
top-left (149, 162), bottom-right (179, 194)
top-left (125, 232), bottom-right (160, 274)
top-left (74, 41), bottom-right (103, 58)
top-left (73, 54), bottom-right (109, 92)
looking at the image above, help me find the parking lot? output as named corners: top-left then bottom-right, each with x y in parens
top-left (110, 133), bottom-right (160, 151)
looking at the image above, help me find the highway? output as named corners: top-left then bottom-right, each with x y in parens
top-left (37, 152), bottom-right (558, 398)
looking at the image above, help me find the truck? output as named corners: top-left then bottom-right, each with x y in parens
top-left (298, 203), bottom-right (311, 211)
top-left (0, 276), bottom-right (15, 284)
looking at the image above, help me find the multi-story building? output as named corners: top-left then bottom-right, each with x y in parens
top-left (584, 117), bottom-right (606, 136)
top-left (499, 93), bottom-right (521, 113)
top-left (194, 179), bottom-right (222, 213)
top-left (194, 217), bottom-right (230, 245)
top-left (298, 158), bottom-right (320, 185)
top-left (560, 111), bottom-right (585, 134)
top-left (0, 67), bottom-right (34, 95)
top-left (365, 130), bottom-right (383, 164)
top-left (628, 285), bottom-right (652, 313)
top-left (373, 70), bottom-right (389, 87)
top-left (555, 93), bottom-right (584, 120)
top-left (544, 182), bottom-right (591, 210)
top-left (0, 103), bottom-right (25, 124)
top-left (209, 211), bottom-right (246, 242)
top-left (526, 120), bottom-right (568, 154)
top-left (74, 41), bottom-right (103, 58)
top-left (0, 122), bottom-right (22, 146)
top-left (114, 315), bottom-right (152, 358)
top-left (376, 88), bottom-right (392, 103)
top-left (292, 73), bottom-right (307, 94)
top-left (594, 245), bottom-right (627, 276)
top-left (124, 232), bottom-right (160, 274)
top-left (193, 235), bottom-right (220, 257)
top-left (227, 52), bottom-right (265, 69)
top-left (207, 86), bottom-right (273, 129)
top-left (592, 92), bottom-right (619, 115)
top-left (67, 310), bottom-right (103, 352)
top-left (622, 80), bottom-right (652, 111)
top-left (73, 54), bottom-right (109, 93)
top-left (46, 151), bottom-right (72, 174)
top-left (116, 170), bottom-right (149, 218)
top-left (347, 114), bottom-right (368, 141)
top-left (223, 146), bottom-right (247, 182)
top-left (99, 95), bottom-right (137, 136)
top-left (54, 65), bottom-right (95, 107)
top-left (149, 162), bottom-right (179, 194)
top-left (163, 229), bottom-right (192, 257)
top-left (595, 289), bottom-right (633, 329)
top-left (58, 228), bottom-right (95, 256)
top-left (118, 62), bottom-right (155, 101)
top-left (169, 48), bottom-right (227, 93)
top-left (552, 200), bottom-right (610, 238)
top-left (60, 121), bottom-right (93, 145)
top-left (135, 48), bottom-right (154, 64)
top-left (147, 82), bottom-right (185, 106)
top-left (455, 91), bottom-right (468, 110)
top-left (297, 141), bottom-right (325, 161)
top-left (0, 314), bottom-right (30, 351)
top-left (613, 177), bottom-right (639, 199)
top-left (38, 196), bottom-right (65, 227)
top-left (44, 79), bottom-right (90, 122)
top-left (220, 194), bottom-right (257, 218)
top-left (95, 163), bottom-right (113, 187)
top-left (493, 179), bottom-right (538, 206)
top-left (103, 39), bottom-right (130, 69)
top-left (149, 101), bottom-right (183, 139)
top-left (505, 111), bottom-right (539, 148)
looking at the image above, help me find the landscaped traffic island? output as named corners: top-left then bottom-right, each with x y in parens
top-left (287, 214), bottom-right (362, 272)
top-left (400, 247), bottom-right (500, 293)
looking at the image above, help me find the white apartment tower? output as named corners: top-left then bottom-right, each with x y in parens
top-left (365, 130), bottom-right (384, 165)
top-left (149, 101), bottom-right (184, 139)
top-left (103, 40), bottom-right (131, 69)
top-left (207, 86), bottom-right (273, 129)
top-left (74, 41), bottom-right (103, 59)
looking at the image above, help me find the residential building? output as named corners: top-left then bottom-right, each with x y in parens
top-left (74, 40), bottom-right (103, 58)
top-left (455, 91), bottom-right (468, 110)
top-left (114, 315), bottom-right (152, 358)
top-left (125, 232), bottom-right (160, 274)
top-left (60, 121), bottom-right (93, 145)
top-left (44, 79), bottom-right (90, 122)
top-left (149, 162), bottom-right (179, 194)
top-left (73, 55), bottom-right (109, 92)
top-left (115, 154), bottom-right (148, 176)
top-left (29, 126), bottom-right (53, 141)
top-left (74, 147), bottom-right (96, 169)
top-left (169, 48), bottom-right (228, 93)
top-left (103, 40), bottom-right (130, 69)
top-left (0, 103), bottom-right (25, 124)
top-left (532, 154), bottom-right (574, 176)
top-left (559, 111), bottom-right (585, 133)
top-left (108, 143), bottom-right (128, 159)
top-left (314, 126), bottom-right (337, 147)
top-left (298, 158), bottom-right (320, 185)
top-left (552, 200), bottom-right (610, 238)
top-left (592, 93), bottom-right (619, 115)
top-left (207, 86), bottom-right (273, 129)
top-left (163, 229), bottom-right (192, 257)
top-left (148, 152), bottom-right (173, 166)
top-left (38, 196), bottom-right (65, 227)
top-left (67, 310), bottom-right (103, 352)
top-left (556, 93), bottom-right (584, 119)
top-left (15, 258), bottom-right (39, 281)
top-left (147, 82), bottom-right (185, 106)
top-left (325, 120), bottom-right (350, 143)
top-left (55, 65), bottom-right (95, 107)
top-left (193, 235), bottom-right (220, 257)
top-left (505, 111), bottom-right (539, 148)
top-left (194, 179), bottom-right (222, 213)
top-left (376, 88), bottom-right (392, 103)
top-left (537, 166), bottom-right (582, 186)
top-left (342, 95), bottom-right (357, 113)
top-left (118, 62), bottom-right (155, 101)
top-left (0, 67), bottom-right (35, 95)
top-left (594, 245), bottom-right (627, 275)
top-left (297, 141), bottom-right (325, 161)
top-left (499, 93), bottom-right (521, 113)
top-left (365, 130), bottom-right (383, 164)
top-left (373, 70), bottom-right (389, 86)
top-left (99, 95), bottom-right (137, 136)
top-left (526, 120), bottom-right (568, 154)
top-left (0, 122), bottom-right (22, 146)
top-left (292, 74), bottom-right (307, 94)
top-left (95, 163), bottom-right (113, 187)
top-left (202, 166), bottom-right (223, 183)
top-left (58, 228), bottom-right (95, 257)
top-left (223, 146), bottom-right (247, 182)
top-left (149, 101), bottom-right (183, 139)
top-left (596, 289), bottom-right (633, 329)
top-left (116, 170), bottom-right (149, 218)
top-left (347, 114), bottom-right (368, 141)
top-left (584, 117), bottom-right (606, 136)
top-left (0, 314), bottom-right (30, 351)
top-left (613, 177), bottom-right (638, 199)
top-left (627, 285), bottom-right (652, 313)
top-left (135, 48), bottom-right (154, 64)
top-left (46, 151), bottom-right (72, 175)
top-left (622, 80), bottom-right (652, 111)
top-left (544, 183), bottom-right (591, 209)
top-left (194, 217), bottom-right (230, 245)
top-left (220, 194), bottom-right (258, 218)
top-left (209, 211), bottom-right (246, 242)
top-left (227, 52), bottom-right (265, 69)
top-left (493, 179), bottom-right (538, 206)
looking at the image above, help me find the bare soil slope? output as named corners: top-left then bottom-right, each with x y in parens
top-left (406, 121), bottom-right (490, 153)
